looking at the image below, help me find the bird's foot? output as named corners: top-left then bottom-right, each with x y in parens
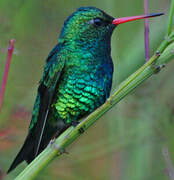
top-left (107, 97), bottom-right (113, 105)
top-left (71, 120), bottom-right (80, 127)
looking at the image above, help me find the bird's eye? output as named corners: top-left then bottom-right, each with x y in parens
top-left (93, 18), bottom-right (103, 26)
top-left (88, 18), bottom-right (104, 27)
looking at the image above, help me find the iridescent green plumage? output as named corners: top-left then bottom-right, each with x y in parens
top-left (8, 7), bottom-right (115, 173)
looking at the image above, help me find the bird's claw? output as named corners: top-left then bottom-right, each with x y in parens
top-left (71, 121), bottom-right (80, 127)
top-left (107, 98), bottom-right (113, 105)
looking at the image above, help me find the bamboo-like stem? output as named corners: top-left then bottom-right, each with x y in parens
top-left (167, 0), bottom-right (174, 35)
top-left (0, 39), bottom-right (15, 113)
top-left (144, 0), bottom-right (150, 61)
top-left (14, 31), bottom-right (174, 179)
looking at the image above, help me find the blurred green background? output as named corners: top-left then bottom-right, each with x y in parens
top-left (0, 0), bottom-right (174, 179)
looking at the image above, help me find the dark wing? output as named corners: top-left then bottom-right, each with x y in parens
top-left (30, 43), bottom-right (65, 156)
top-left (7, 43), bottom-right (65, 173)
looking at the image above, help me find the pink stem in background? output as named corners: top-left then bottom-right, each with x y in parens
top-left (0, 39), bottom-right (15, 113)
top-left (144, 0), bottom-right (150, 62)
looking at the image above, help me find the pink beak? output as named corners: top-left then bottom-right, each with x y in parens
top-left (112, 13), bottom-right (164, 25)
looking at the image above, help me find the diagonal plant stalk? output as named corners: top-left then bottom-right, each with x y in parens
top-left (14, 30), bottom-right (174, 179)
top-left (0, 39), bottom-right (15, 113)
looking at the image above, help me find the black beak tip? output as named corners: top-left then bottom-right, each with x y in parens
top-left (149, 12), bottom-right (165, 17)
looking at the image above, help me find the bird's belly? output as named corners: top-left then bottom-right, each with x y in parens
top-left (53, 74), bottom-right (110, 124)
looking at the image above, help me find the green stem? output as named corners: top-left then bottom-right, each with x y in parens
top-left (167, 0), bottom-right (174, 35)
top-left (14, 34), bottom-right (174, 180)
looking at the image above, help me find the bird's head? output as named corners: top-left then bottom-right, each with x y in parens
top-left (59, 7), bottom-right (163, 47)
top-left (59, 7), bottom-right (115, 45)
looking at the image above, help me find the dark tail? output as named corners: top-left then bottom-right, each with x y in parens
top-left (7, 116), bottom-right (70, 173)
top-left (7, 134), bottom-right (34, 173)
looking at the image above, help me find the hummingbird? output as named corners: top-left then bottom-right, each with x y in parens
top-left (7, 7), bottom-right (163, 173)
